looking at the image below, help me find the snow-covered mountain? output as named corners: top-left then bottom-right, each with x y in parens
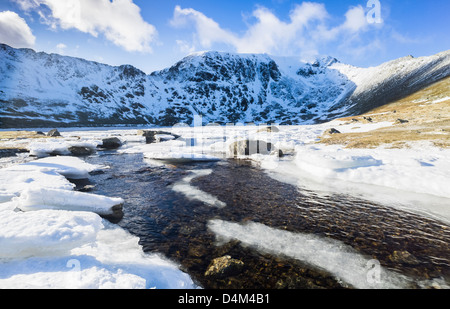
top-left (0, 43), bottom-right (449, 128)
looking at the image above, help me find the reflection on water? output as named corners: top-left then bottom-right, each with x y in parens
top-left (86, 152), bottom-right (450, 289)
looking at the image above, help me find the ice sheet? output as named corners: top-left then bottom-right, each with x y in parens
top-left (208, 219), bottom-right (412, 289)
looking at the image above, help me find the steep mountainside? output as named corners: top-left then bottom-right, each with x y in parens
top-left (320, 76), bottom-right (450, 149)
top-left (329, 51), bottom-right (450, 117)
top-left (0, 43), bottom-right (449, 128)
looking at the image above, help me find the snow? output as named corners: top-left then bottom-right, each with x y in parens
top-left (431, 96), bottom-right (450, 104)
top-left (0, 151), bottom-right (196, 289)
top-left (23, 156), bottom-right (104, 179)
top-left (14, 188), bottom-right (124, 215)
top-left (276, 143), bottom-right (450, 222)
top-left (0, 219), bottom-right (195, 289)
top-left (28, 139), bottom-right (100, 158)
top-left (0, 156), bottom-right (104, 203)
top-left (0, 210), bottom-right (103, 259)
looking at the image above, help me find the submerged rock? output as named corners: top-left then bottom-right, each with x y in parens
top-left (389, 251), bottom-right (420, 266)
top-left (204, 255), bottom-right (244, 278)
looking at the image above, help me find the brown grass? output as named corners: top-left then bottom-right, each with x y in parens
top-left (319, 77), bottom-right (450, 149)
top-left (0, 131), bottom-right (57, 150)
top-left (0, 131), bottom-right (51, 140)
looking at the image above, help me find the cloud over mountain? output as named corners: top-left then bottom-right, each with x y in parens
top-left (171, 3), bottom-right (377, 60)
top-left (13, 0), bottom-right (157, 52)
top-left (0, 10), bottom-right (35, 48)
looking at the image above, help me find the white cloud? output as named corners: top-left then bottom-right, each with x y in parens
top-left (0, 11), bottom-right (36, 48)
top-left (171, 3), bottom-right (328, 55)
top-left (171, 2), bottom-right (381, 59)
top-left (175, 40), bottom-right (196, 54)
top-left (56, 43), bottom-right (67, 54)
top-left (341, 6), bottom-right (369, 33)
top-left (171, 6), bottom-right (237, 49)
top-left (14, 0), bottom-right (157, 52)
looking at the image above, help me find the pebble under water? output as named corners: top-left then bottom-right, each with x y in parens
top-left (85, 151), bottom-right (450, 289)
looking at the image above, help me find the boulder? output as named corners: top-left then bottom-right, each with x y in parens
top-left (229, 139), bottom-right (279, 157)
top-left (138, 130), bottom-right (180, 144)
top-left (324, 128), bottom-right (341, 135)
top-left (47, 129), bottom-right (61, 137)
top-left (204, 255), bottom-right (244, 278)
top-left (0, 148), bottom-right (28, 158)
top-left (100, 137), bottom-right (122, 149)
top-left (68, 146), bottom-right (95, 156)
top-left (395, 119), bottom-right (409, 124)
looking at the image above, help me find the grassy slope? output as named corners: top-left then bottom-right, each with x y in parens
top-left (320, 76), bottom-right (450, 149)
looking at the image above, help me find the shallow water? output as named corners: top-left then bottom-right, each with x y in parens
top-left (85, 151), bottom-right (450, 289)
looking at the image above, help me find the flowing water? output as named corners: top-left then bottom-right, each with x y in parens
top-left (85, 151), bottom-right (450, 289)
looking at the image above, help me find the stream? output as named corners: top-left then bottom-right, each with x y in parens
top-left (84, 150), bottom-right (450, 289)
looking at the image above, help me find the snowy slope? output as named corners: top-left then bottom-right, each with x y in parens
top-left (329, 51), bottom-right (450, 116)
top-left (0, 44), bottom-right (152, 127)
top-left (0, 43), bottom-right (449, 128)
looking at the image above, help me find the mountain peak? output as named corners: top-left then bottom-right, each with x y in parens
top-left (0, 43), bottom-right (449, 128)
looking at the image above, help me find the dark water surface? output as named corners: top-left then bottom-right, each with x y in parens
top-left (85, 151), bottom-right (450, 289)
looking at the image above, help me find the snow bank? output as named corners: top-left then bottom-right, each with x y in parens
top-left (23, 156), bottom-right (104, 179)
top-left (28, 139), bottom-right (99, 158)
top-left (257, 142), bottom-right (450, 223)
top-left (295, 145), bottom-right (383, 176)
top-left (0, 210), bottom-right (103, 259)
top-left (294, 144), bottom-right (450, 200)
top-left (0, 216), bottom-right (195, 289)
top-left (14, 188), bottom-right (124, 215)
top-left (0, 156), bottom-right (104, 203)
top-left (0, 154), bottom-right (196, 289)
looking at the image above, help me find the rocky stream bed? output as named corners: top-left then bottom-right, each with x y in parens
top-left (83, 151), bottom-right (450, 289)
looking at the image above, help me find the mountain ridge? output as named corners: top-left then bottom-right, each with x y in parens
top-left (0, 43), bottom-right (449, 128)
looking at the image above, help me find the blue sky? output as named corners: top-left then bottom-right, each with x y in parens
top-left (0, 0), bottom-right (448, 73)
